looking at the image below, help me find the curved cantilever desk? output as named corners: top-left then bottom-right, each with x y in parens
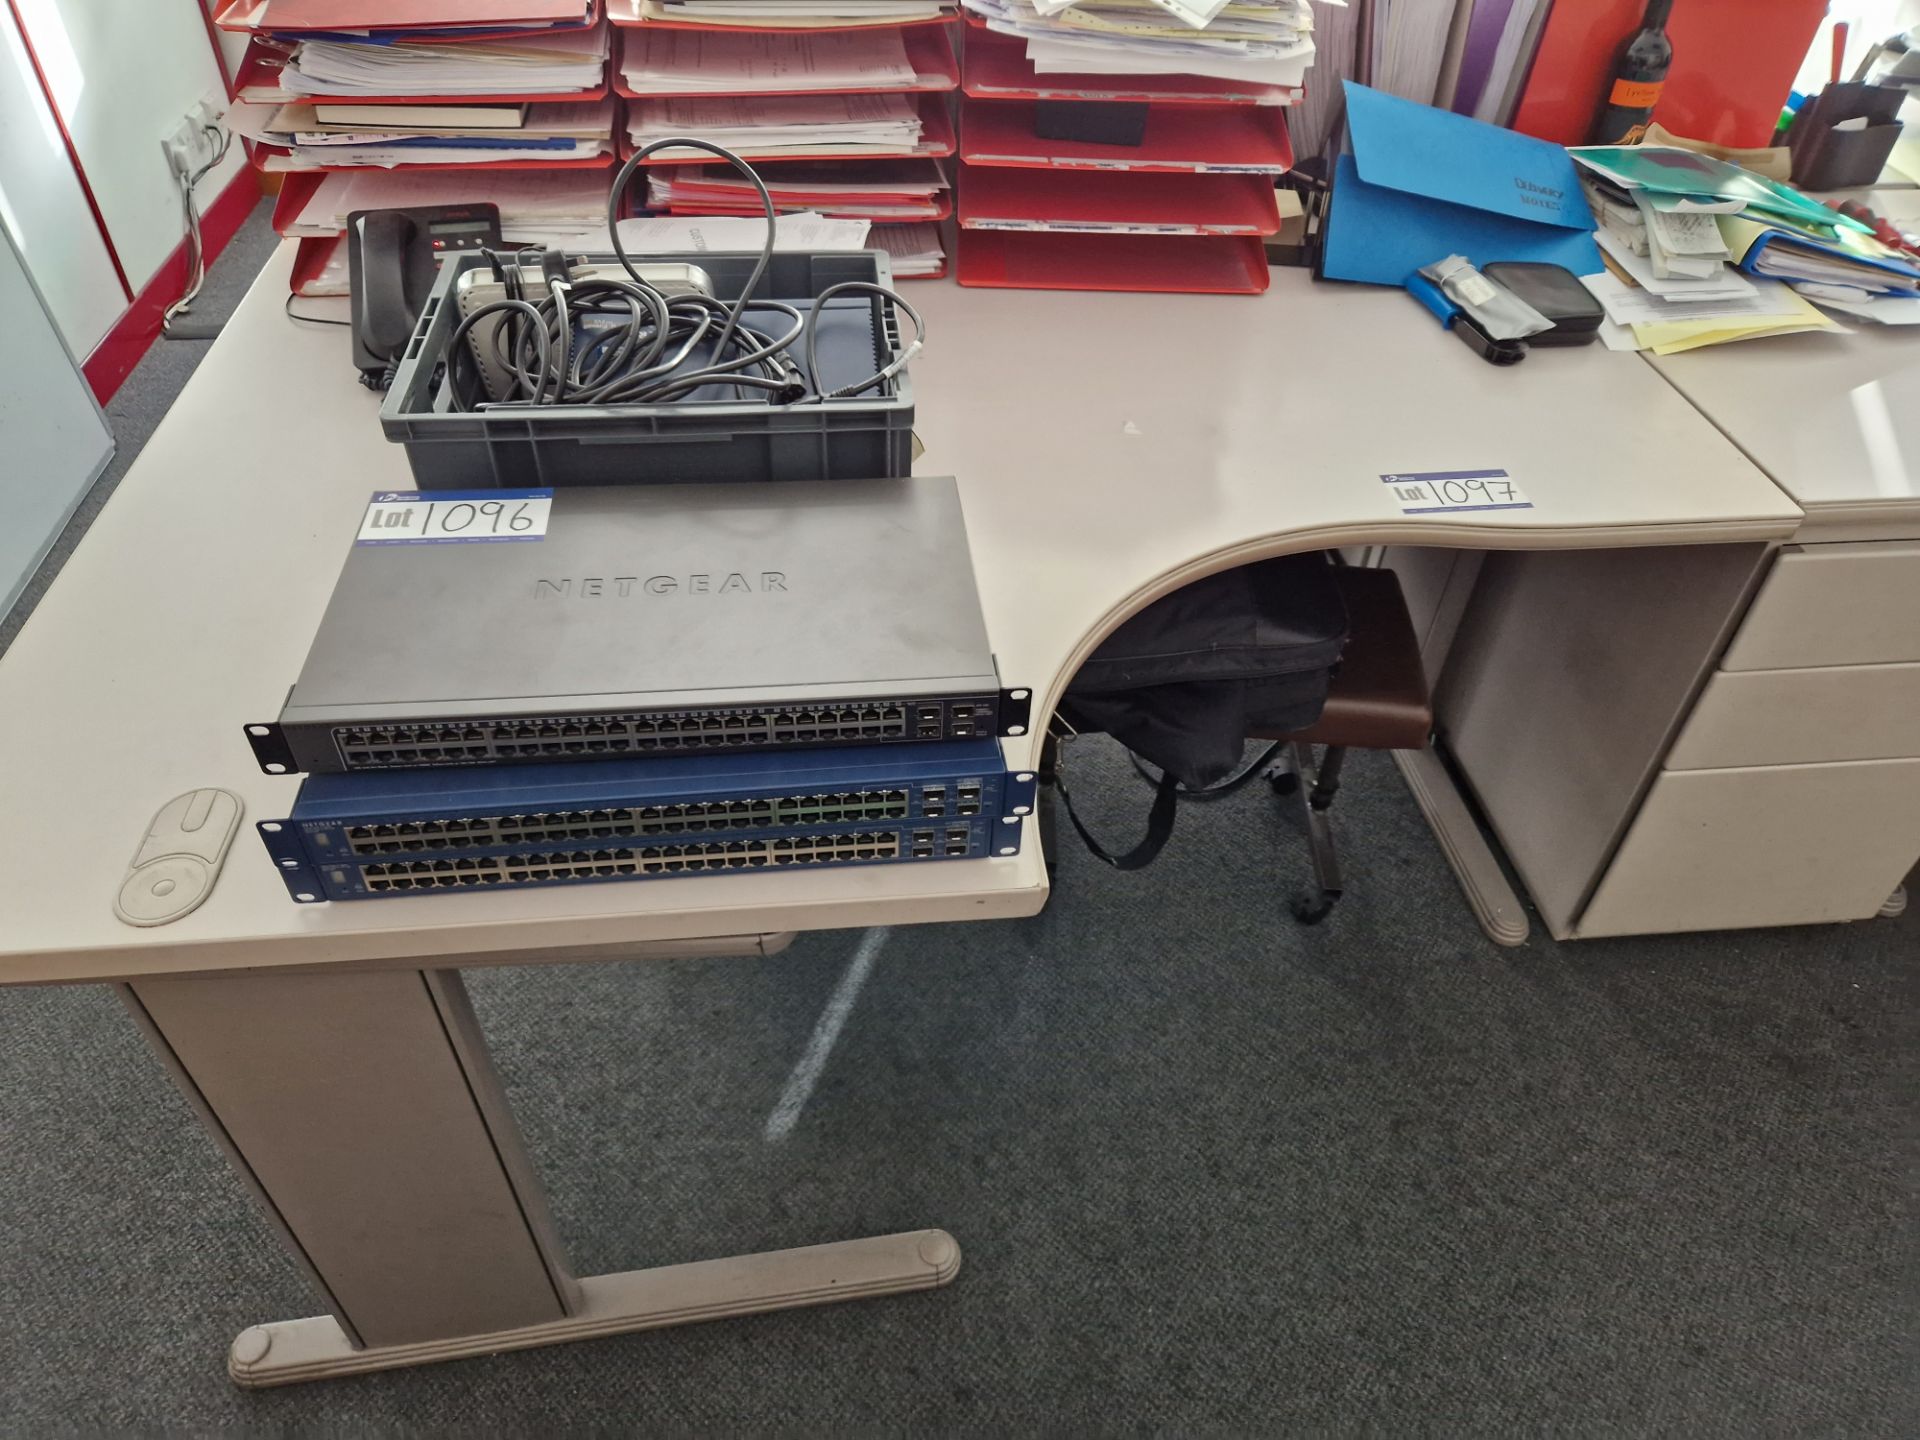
top-left (0, 256), bottom-right (1801, 1384)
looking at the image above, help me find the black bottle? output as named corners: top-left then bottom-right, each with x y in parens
top-left (1590, 0), bottom-right (1675, 145)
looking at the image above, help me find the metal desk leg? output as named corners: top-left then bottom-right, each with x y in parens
top-left (121, 969), bottom-right (959, 1388)
top-left (1392, 747), bottom-right (1531, 948)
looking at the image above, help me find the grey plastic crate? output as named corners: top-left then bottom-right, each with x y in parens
top-left (380, 250), bottom-right (915, 489)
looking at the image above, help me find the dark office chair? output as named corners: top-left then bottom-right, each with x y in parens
top-left (1251, 563), bottom-right (1433, 924)
top-left (1037, 560), bottom-right (1433, 927)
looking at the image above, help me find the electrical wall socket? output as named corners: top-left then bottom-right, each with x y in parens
top-left (191, 92), bottom-right (225, 134)
top-left (161, 92), bottom-right (229, 182)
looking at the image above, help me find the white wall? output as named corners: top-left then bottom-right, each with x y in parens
top-left (1798, 1), bottom-right (1920, 91)
top-left (12, 0), bottom-right (246, 316)
top-left (0, 8), bottom-right (126, 354)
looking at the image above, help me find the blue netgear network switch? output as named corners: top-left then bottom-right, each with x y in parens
top-left (259, 739), bottom-right (1036, 902)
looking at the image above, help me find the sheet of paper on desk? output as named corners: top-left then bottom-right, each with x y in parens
top-left (1579, 271), bottom-right (1801, 327)
top-left (612, 213), bottom-right (872, 251)
top-left (1631, 290), bottom-right (1840, 355)
top-left (1805, 294), bottom-right (1920, 325)
top-left (1595, 316), bottom-right (1643, 351)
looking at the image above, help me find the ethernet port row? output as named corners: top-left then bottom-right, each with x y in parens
top-left (766, 831), bottom-right (899, 866)
top-left (362, 856), bottom-right (510, 890)
top-left (493, 847), bottom-right (641, 883)
top-left (631, 840), bottom-right (764, 874)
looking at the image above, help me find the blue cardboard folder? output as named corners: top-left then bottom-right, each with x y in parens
top-left (1322, 82), bottom-right (1601, 287)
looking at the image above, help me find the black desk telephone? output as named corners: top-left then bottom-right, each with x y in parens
top-left (347, 203), bottom-right (502, 386)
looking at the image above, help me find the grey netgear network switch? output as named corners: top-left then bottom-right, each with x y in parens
top-left (247, 477), bottom-right (1027, 776)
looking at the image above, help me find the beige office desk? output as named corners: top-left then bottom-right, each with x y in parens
top-left (0, 253), bottom-right (1799, 1386)
top-left (1437, 319), bottom-right (1920, 940)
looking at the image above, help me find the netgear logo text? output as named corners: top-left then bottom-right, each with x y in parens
top-left (532, 572), bottom-right (788, 599)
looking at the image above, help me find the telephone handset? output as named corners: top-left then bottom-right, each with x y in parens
top-left (346, 203), bottom-right (501, 385)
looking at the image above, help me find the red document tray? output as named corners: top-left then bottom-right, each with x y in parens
top-left (960, 99), bottom-right (1292, 174)
top-left (957, 229), bottom-right (1267, 293)
top-left (607, 0), bottom-right (954, 30)
top-left (626, 93), bottom-right (955, 163)
top-left (957, 167), bottom-right (1280, 235)
top-left (216, 1), bottom-right (599, 38)
top-left (660, 191), bottom-right (953, 220)
top-left (272, 171), bottom-right (331, 234)
top-left (871, 221), bottom-right (949, 280)
top-left (236, 38), bottom-right (610, 106)
top-left (255, 146), bottom-right (615, 173)
top-left (956, 229), bottom-right (1267, 293)
top-left (615, 22), bottom-right (956, 98)
top-left (289, 234), bottom-right (348, 295)
top-left (218, 1), bottom-right (598, 31)
top-left (961, 27), bottom-right (1297, 108)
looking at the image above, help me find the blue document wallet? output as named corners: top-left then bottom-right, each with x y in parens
top-left (1322, 82), bottom-right (1601, 288)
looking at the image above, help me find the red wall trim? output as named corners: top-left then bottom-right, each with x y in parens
top-left (3, 0), bottom-right (135, 301)
top-left (81, 167), bottom-right (261, 405)
top-left (197, 0), bottom-right (237, 100)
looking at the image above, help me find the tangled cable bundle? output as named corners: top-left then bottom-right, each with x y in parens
top-left (443, 137), bottom-right (924, 412)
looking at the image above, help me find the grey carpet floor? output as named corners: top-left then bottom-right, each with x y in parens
top-left (0, 211), bottom-right (1914, 1431)
top-left (2, 740), bottom-right (1913, 1432)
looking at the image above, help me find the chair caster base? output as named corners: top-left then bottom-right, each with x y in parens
top-left (1291, 893), bottom-right (1337, 925)
top-left (1267, 769), bottom-right (1300, 796)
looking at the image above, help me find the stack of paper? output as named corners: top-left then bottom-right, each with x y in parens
top-left (628, 94), bottom-right (924, 156)
top-left (647, 160), bottom-right (949, 218)
top-left (622, 0), bottom-right (954, 24)
top-left (223, 0), bottom-right (598, 34)
top-left (1579, 271), bottom-right (1840, 355)
top-left (869, 221), bottom-right (945, 277)
top-left (961, 0), bottom-right (1317, 87)
top-left (621, 27), bottom-right (917, 93)
top-left (279, 24), bottom-right (609, 97)
top-left (611, 212), bottom-right (873, 251)
top-left (287, 169), bottom-right (615, 246)
top-left (1571, 145), bottom-right (1920, 303)
top-left (229, 98), bottom-right (614, 168)
top-left (1582, 179), bottom-right (1731, 282)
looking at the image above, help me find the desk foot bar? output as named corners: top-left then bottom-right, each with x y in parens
top-left (229, 1230), bottom-right (961, 1387)
top-left (1393, 747), bottom-right (1530, 948)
